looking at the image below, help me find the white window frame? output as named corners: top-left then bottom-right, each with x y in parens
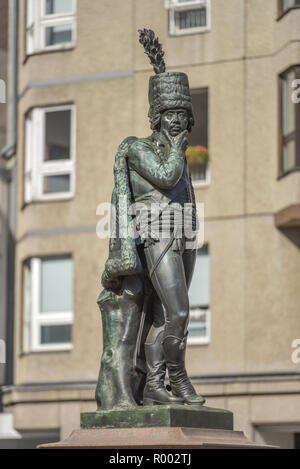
top-left (26, 0), bottom-right (76, 55)
top-left (25, 104), bottom-right (76, 203)
top-left (188, 307), bottom-right (210, 345)
top-left (23, 257), bottom-right (74, 352)
top-left (166, 0), bottom-right (211, 36)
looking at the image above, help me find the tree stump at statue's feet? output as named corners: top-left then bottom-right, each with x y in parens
top-left (95, 276), bottom-right (145, 410)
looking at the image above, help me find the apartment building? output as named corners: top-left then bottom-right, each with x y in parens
top-left (0, 0), bottom-right (300, 449)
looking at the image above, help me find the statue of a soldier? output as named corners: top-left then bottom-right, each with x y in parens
top-left (96, 29), bottom-right (205, 410)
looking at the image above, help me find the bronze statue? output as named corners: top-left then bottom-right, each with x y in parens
top-left (96, 29), bottom-right (205, 410)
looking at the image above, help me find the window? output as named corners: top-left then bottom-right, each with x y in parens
top-left (279, 0), bottom-right (300, 16)
top-left (280, 66), bottom-right (300, 175)
top-left (23, 255), bottom-right (73, 352)
top-left (165, 0), bottom-right (211, 36)
top-left (187, 88), bottom-right (210, 187)
top-left (26, 0), bottom-right (76, 54)
top-left (188, 244), bottom-right (210, 344)
top-left (25, 104), bottom-right (76, 202)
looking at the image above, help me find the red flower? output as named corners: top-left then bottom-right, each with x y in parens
top-left (185, 145), bottom-right (209, 164)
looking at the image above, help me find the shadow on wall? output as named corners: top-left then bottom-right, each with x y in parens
top-left (279, 227), bottom-right (300, 249)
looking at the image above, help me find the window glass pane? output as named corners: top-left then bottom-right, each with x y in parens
top-left (188, 245), bottom-right (210, 308)
top-left (283, 140), bottom-right (296, 172)
top-left (282, 0), bottom-right (300, 12)
top-left (188, 88), bottom-right (209, 181)
top-left (190, 162), bottom-right (208, 181)
top-left (40, 257), bottom-right (73, 312)
top-left (45, 0), bottom-right (73, 15)
top-left (190, 89), bottom-right (208, 147)
top-left (43, 175), bottom-right (71, 194)
top-left (45, 24), bottom-right (73, 46)
top-left (282, 71), bottom-right (295, 136)
top-left (282, 0), bottom-right (293, 10)
top-left (175, 8), bottom-right (207, 30)
top-left (45, 110), bottom-right (71, 161)
top-left (188, 308), bottom-right (208, 338)
top-left (188, 324), bottom-right (206, 338)
top-left (40, 324), bottom-right (72, 344)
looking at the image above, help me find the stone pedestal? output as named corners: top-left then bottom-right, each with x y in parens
top-left (80, 405), bottom-right (233, 431)
top-left (39, 405), bottom-right (274, 449)
top-left (39, 426), bottom-right (273, 449)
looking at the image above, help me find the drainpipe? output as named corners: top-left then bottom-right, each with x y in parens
top-left (1, 0), bottom-right (18, 160)
top-left (0, 0), bottom-right (18, 414)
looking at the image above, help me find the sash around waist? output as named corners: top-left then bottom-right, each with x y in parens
top-left (135, 202), bottom-right (197, 243)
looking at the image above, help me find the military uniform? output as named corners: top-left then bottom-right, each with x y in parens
top-left (101, 60), bottom-right (205, 406)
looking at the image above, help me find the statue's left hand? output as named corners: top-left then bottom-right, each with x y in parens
top-left (162, 129), bottom-right (189, 153)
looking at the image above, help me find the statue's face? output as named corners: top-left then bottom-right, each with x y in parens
top-left (160, 109), bottom-right (189, 137)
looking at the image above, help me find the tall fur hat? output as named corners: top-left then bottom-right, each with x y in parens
top-left (138, 29), bottom-right (194, 131)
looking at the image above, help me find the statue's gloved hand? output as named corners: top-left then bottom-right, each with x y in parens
top-left (101, 271), bottom-right (123, 295)
top-left (162, 129), bottom-right (188, 153)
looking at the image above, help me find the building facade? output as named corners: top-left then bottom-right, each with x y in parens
top-left (0, 0), bottom-right (300, 449)
top-left (0, 0), bottom-right (9, 401)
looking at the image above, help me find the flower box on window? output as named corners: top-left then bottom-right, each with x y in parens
top-left (186, 145), bottom-right (210, 186)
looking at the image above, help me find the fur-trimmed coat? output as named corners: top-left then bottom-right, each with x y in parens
top-left (101, 133), bottom-right (196, 293)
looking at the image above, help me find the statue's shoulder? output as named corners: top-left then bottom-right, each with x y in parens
top-left (117, 136), bottom-right (138, 152)
top-left (115, 136), bottom-right (155, 168)
top-left (113, 136), bottom-right (152, 170)
top-left (113, 136), bottom-right (138, 164)
top-left (127, 135), bottom-right (155, 157)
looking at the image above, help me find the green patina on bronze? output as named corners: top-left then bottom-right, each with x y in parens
top-left (100, 30), bottom-right (195, 294)
top-left (81, 405), bottom-right (233, 431)
top-left (95, 280), bottom-right (146, 410)
top-left (94, 28), bottom-right (206, 415)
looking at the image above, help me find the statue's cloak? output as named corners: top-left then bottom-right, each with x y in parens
top-left (101, 137), bottom-right (142, 293)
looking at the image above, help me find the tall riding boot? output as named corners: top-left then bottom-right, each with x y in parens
top-left (163, 333), bottom-right (206, 406)
top-left (143, 325), bottom-right (184, 406)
